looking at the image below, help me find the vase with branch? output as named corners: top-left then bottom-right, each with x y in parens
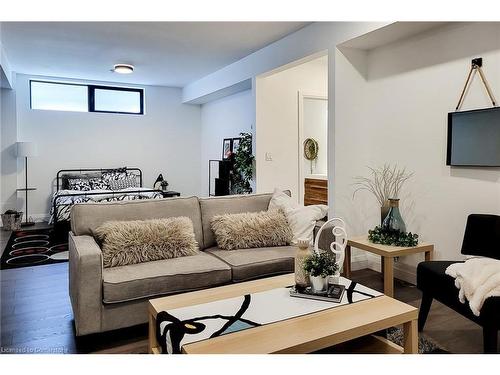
top-left (352, 164), bottom-right (413, 224)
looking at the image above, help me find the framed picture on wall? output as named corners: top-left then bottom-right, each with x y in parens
top-left (232, 138), bottom-right (241, 154)
top-left (222, 138), bottom-right (233, 160)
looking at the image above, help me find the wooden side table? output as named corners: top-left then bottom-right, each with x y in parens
top-left (343, 237), bottom-right (434, 297)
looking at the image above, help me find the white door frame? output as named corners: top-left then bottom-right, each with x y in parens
top-left (297, 91), bottom-right (328, 204)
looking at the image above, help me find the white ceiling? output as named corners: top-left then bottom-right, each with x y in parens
top-left (0, 22), bottom-right (309, 87)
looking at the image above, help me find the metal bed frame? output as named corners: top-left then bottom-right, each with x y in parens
top-left (52, 167), bottom-right (162, 227)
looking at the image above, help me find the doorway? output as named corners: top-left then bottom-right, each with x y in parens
top-left (255, 53), bottom-right (328, 204)
top-left (298, 93), bottom-right (327, 204)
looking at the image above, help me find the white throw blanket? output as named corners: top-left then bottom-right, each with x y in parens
top-left (445, 257), bottom-right (500, 316)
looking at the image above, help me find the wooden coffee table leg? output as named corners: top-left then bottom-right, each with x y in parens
top-left (343, 245), bottom-right (352, 278)
top-left (425, 250), bottom-right (433, 261)
top-left (383, 256), bottom-right (394, 297)
top-left (403, 319), bottom-right (418, 354)
top-left (149, 311), bottom-right (157, 354)
top-left (381, 256), bottom-right (385, 278)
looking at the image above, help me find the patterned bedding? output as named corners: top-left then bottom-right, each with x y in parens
top-left (50, 187), bottom-right (163, 224)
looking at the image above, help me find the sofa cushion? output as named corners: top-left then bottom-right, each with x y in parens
top-left (71, 196), bottom-right (203, 247)
top-left (206, 245), bottom-right (296, 282)
top-left (211, 209), bottom-right (292, 250)
top-left (269, 188), bottom-right (328, 244)
top-left (199, 193), bottom-right (273, 249)
top-left (102, 252), bottom-right (231, 304)
top-left (95, 217), bottom-right (200, 268)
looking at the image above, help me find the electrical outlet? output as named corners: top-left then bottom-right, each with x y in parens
top-left (265, 152), bottom-right (273, 161)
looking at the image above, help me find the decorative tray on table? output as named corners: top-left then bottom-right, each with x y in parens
top-left (289, 284), bottom-right (346, 303)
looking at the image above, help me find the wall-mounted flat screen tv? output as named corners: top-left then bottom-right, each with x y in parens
top-left (447, 107), bottom-right (500, 167)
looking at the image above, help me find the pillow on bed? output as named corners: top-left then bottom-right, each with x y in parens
top-left (62, 172), bottom-right (100, 189)
top-left (67, 178), bottom-right (92, 191)
top-left (89, 178), bottom-right (110, 190)
top-left (94, 217), bottom-right (200, 268)
top-left (102, 167), bottom-right (128, 183)
top-left (210, 209), bottom-right (293, 250)
top-left (109, 176), bottom-right (138, 190)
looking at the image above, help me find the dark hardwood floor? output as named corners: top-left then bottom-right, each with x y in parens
top-left (0, 230), bottom-right (495, 353)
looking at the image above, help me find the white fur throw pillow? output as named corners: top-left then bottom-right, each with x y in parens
top-left (211, 209), bottom-right (293, 250)
top-left (268, 188), bottom-right (328, 244)
top-left (94, 217), bottom-right (199, 268)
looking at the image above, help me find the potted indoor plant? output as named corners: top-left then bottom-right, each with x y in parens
top-left (352, 164), bottom-right (413, 224)
top-left (303, 251), bottom-right (339, 293)
top-left (160, 180), bottom-right (169, 192)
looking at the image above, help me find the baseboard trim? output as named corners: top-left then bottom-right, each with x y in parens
top-left (365, 254), bottom-right (416, 285)
top-left (350, 254), bottom-right (368, 272)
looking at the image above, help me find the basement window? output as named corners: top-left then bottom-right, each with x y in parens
top-left (30, 80), bottom-right (144, 115)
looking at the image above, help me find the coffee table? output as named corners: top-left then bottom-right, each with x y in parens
top-left (148, 274), bottom-right (418, 354)
top-left (344, 237), bottom-right (434, 297)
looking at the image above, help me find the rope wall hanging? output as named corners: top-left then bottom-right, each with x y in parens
top-left (456, 57), bottom-right (497, 111)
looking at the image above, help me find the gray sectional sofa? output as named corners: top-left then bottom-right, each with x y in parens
top-left (69, 192), bottom-right (321, 336)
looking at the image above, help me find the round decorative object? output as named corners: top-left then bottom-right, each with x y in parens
top-left (303, 138), bottom-right (319, 161)
top-left (49, 251), bottom-right (69, 261)
top-left (9, 247), bottom-right (49, 257)
top-left (14, 234), bottom-right (49, 242)
top-left (49, 243), bottom-right (68, 253)
top-left (11, 240), bottom-right (50, 250)
top-left (313, 218), bottom-right (348, 274)
top-left (6, 254), bottom-right (50, 266)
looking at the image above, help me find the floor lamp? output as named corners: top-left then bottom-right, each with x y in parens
top-left (16, 141), bottom-right (37, 226)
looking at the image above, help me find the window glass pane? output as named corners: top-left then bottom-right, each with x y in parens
top-left (31, 81), bottom-right (88, 112)
top-left (94, 88), bottom-right (141, 113)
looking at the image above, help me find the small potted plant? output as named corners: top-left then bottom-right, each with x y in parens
top-left (160, 180), bottom-right (169, 192)
top-left (303, 250), bottom-right (339, 293)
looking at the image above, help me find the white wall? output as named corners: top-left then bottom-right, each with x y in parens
top-left (1, 84), bottom-right (18, 214)
top-left (183, 22), bottom-right (388, 103)
top-left (199, 89), bottom-right (254, 196)
top-left (13, 74), bottom-right (202, 220)
top-left (1, 37), bottom-right (14, 88)
top-left (335, 23), bottom-right (500, 280)
top-left (256, 57), bottom-right (327, 200)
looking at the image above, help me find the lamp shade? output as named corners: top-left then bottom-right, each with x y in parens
top-left (16, 142), bottom-right (38, 158)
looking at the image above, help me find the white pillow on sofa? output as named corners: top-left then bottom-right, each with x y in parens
top-left (268, 188), bottom-right (328, 244)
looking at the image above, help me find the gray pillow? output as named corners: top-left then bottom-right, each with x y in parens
top-left (94, 217), bottom-right (199, 268)
top-left (109, 176), bottom-right (138, 190)
top-left (211, 209), bottom-right (293, 250)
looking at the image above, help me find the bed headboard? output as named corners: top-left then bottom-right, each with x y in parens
top-left (56, 167), bottom-right (143, 191)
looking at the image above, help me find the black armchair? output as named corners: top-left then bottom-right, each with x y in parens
top-left (417, 214), bottom-right (500, 353)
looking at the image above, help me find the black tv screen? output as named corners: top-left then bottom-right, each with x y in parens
top-left (447, 107), bottom-right (500, 166)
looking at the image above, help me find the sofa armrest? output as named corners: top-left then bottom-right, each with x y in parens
top-left (69, 232), bottom-right (103, 335)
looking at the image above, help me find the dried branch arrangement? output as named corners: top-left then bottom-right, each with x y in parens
top-left (352, 164), bottom-right (414, 206)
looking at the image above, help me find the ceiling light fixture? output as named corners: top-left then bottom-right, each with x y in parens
top-left (113, 64), bottom-right (134, 74)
